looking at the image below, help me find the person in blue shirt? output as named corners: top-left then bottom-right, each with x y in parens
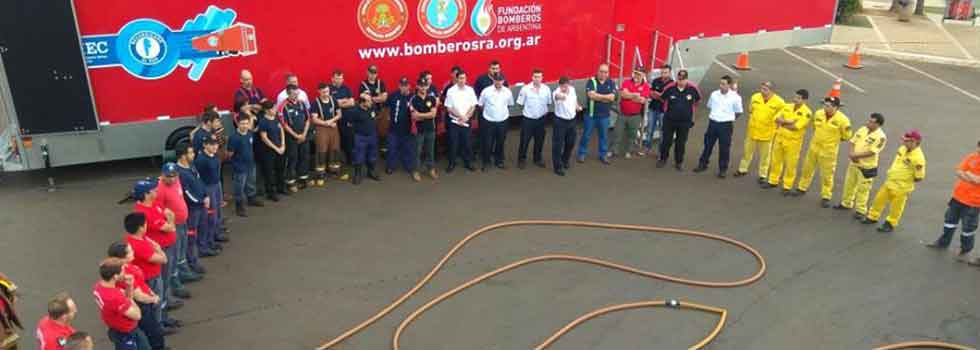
top-left (256, 101), bottom-right (287, 201)
top-left (190, 111), bottom-right (222, 155)
top-left (350, 96), bottom-right (382, 184)
top-left (174, 143), bottom-right (213, 264)
top-left (577, 64), bottom-right (618, 164)
top-left (280, 85), bottom-right (312, 192)
top-left (192, 136), bottom-right (225, 256)
top-left (226, 117), bottom-right (264, 217)
top-left (385, 77), bottom-right (420, 181)
top-left (658, 69), bottom-right (702, 171)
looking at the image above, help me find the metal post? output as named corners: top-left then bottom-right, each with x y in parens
top-left (619, 40), bottom-right (625, 83)
top-left (606, 34), bottom-right (612, 65)
top-left (651, 31), bottom-right (659, 69)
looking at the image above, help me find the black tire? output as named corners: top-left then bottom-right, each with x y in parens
top-left (165, 126), bottom-right (195, 151)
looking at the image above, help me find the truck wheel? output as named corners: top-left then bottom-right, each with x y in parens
top-left (163, 126), bottom-right (195, 162)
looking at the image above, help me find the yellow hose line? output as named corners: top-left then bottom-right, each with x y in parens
top-left (316, 220), bottom-right (767, 350)
top-left (873, 342), bottom-right (976, 350)
top-left (531, 300), bottom-right (727, 350)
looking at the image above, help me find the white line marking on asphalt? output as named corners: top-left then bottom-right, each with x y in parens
top-left (714, 58), bottom-right (742, 77)
top-left (889, 58), bottom-right (980, 103)
top-left (866, 16), bottom-right (893, 51)
top-left (931, 16), bottom-right (976, 61)
top-left (780, 48), bottom-right (867, 93)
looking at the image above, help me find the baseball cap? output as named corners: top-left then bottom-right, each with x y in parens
top-left (903, 129), bottom-right (922, 142)
top-left (161, 162), bottom-right (178, 176)
top-left (492, 73), bottom-right (506, 82)
top-left (399, 77), bottom-right (410, 86)
top-left (133, 179), bottom-right (158, 199)
top-left (823, 96), bottom-right (841, 107)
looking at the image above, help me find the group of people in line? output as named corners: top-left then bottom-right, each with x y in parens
top-left (1, 59), bottom-right (978, 350)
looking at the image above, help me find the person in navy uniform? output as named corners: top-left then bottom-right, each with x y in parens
top-left (658, 69), bottom-right (702, 171)
top-left (226, 117), bottom-right (263, 217)
top-left (330, 70), bottom-right (357, 174)
top-left (256, 101), bottom-right (287, 201)
top-left (359, 65), bottom-right (390, 153)
top-left (279, 85), bottom-right (312, 192)
top-left (385, 77), bottom-right (421, 181)
top-left (174, 142), bottom-right (215, 262)
top-left (350, 96), bottom-right (382, 184)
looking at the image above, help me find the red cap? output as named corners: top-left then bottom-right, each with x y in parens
top-left (903, 129), bottom-right (922, 142)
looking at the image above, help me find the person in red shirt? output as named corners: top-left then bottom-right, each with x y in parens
top-left (156, 163), bottom-right (200, 301)
top-left (613, 68), bottom-right (651, 159)
top-left (108, 240), bottom-right (171, 348)
top-left (927, 140), bottom-right (980, 263)
top-left (130, 180), bottom-right (184, 326)
top-left (123, 210), bottom-right (181, 334)
top-left (92, 258), bottom-right (142, 350)
top-left (35, 293), bottom-right (76, 350)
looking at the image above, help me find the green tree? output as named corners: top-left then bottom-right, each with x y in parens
top-left (837, 0), bottom-right (863, 22)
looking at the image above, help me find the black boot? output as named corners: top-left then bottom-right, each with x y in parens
top-left (367, 163), bottom-right (382, 181)
top-left (235, 201), bottom-right (247, 217)
top-left (353, 165), bottom-right (363, 185)
top-left (247, 197), bottom-right (265, 207)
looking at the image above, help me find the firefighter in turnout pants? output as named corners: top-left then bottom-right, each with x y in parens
top-left (861, 130), bottom-right (926, 232)
top-left (763, 89), bottom-right (812, 194)
top-left (833, 113), bottom-right (887, 219)
top-left (280, 84), bottom-right (312, 192)
top-left (792, 96), bottom-right (852, 207)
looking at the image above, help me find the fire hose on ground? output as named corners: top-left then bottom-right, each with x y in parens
top-left (315, 221), bottom-right (976, 350)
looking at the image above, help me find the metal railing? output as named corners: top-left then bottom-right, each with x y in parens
top-left (605, 34), bottom-right (626, 84)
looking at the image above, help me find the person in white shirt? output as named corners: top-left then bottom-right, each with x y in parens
top-left (443, 71), bottom-right (478, 172)
top-left (516, 69), bottom-right (553, 169)
top-left (477, 73), bottom-right (515, 171)
top-left (552, 76), bottom-right (582, 176)
top-left (275, 73), bottom-right (310, 111)
top-left (695, 75), bottom-right (743, 178)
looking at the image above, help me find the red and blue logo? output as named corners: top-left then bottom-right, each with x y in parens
top-left (81, 6), bottom-right (257, 81)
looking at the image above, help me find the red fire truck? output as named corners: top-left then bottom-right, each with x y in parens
top-left (0, 0), bottom-right (836, 172)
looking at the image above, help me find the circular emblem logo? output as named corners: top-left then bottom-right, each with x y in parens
top-left (128, 31), bottom-right (167, 65)
top-left (358, 0), bottom-right (409, 42)
top-left (418, 0), bottom-right (467, 39)
top-left (470, 0), bottom-right (497, 36)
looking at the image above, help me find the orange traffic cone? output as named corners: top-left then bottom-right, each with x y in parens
top-left (827, 78), bottom-right (843, 98)
top-left (844, 43), bottom-right (863, 69)
top-left (734, 52), bottom-right (752, 70)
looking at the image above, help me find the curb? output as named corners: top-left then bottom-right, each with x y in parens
top-left (807, 44), bottom-right (980, 68)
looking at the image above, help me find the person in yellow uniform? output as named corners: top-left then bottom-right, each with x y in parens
top-left (834, 113), bottom-right (887, 219)
top-left (736, 81), bottom-right (786, 183)
top-left (861, 130), bottom-right (925, 233)
top-left (792, 96), bottom-right (852, 208)
top-left (763, 89), bottom-right (811, 195)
